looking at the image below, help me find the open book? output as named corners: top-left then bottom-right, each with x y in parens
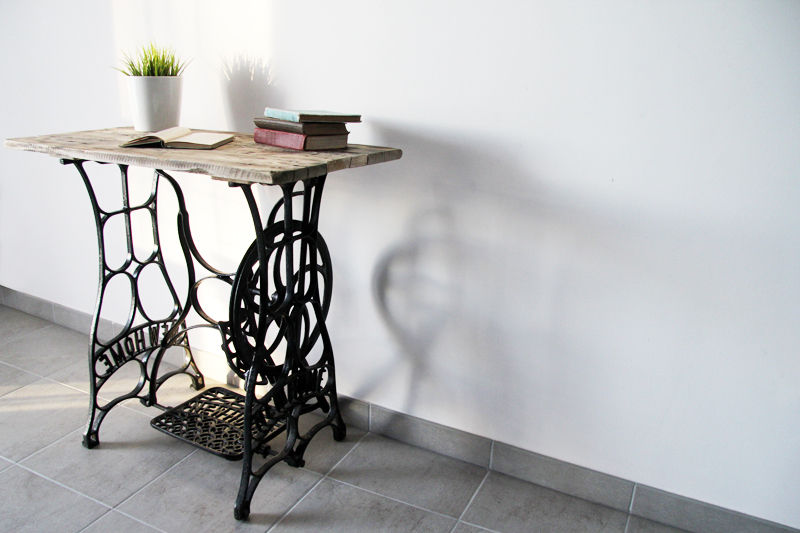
top-left (121, 127), bottom-right (234, 149)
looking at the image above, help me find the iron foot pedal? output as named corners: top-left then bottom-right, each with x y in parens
top-left (150, 387), bottom-right (247, 460)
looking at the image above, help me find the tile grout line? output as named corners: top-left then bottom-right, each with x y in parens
top-left (113, 448), bottom-right (199, 509)
top-left (327, 477), bottom-right (461, 523)
top-left (0, 361), bottom-right (89, 464)
top-left (457, 520), bottom-right (504, 533)
top-left (322, 430), bottom-right (369, 478)
top-left (8, 300), bottom-right (798, 533)
top-left (0, 355), bottom-right (89, 392)
top-left (450, 469), bottom-right (491, 533)
top-left (18, 360), bottom-right (189, 420)
top-left (0, 320), bottom-right (60, 346)
top-left (76, 507), bottom-right (168, 533)
top-left (629, 483), bottom-right (638, 513)
top-left (104, 448), bottom-right (200, 531)
top-left (623, 484), bottom-right (638, 533)
top-left (12, 442), bottom-right (193, 533)
top-left (76, 509), bottom-right (117, 533)
top-left (266, 431), bottom-right (370, 533)
top-left (15, 424), bottom-right (88, 465)
top-left (99, 509), bottom-right (170, 533)
top-left (40, 373), bottom-right (204, 416)
top-left (0, 294), bottom-right (55, 324)
top-left (12, 453), bottom-right (167, 533)
top-left (0, 458), bottom-right (14, 475)
top-left (0, 360), bottom-right (54, 386)
top-left (264, 469), bottom-right (324, 532)
top-left (13, 462), bottom-right (114, 511)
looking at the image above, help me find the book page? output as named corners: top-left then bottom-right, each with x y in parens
top-left (153, 126), bottom-right (192, 142)
top-left (176, 131), bottom-right (232, 146)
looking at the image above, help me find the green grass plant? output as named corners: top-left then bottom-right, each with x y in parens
top-left (118, 43), bottom-right (188, 76)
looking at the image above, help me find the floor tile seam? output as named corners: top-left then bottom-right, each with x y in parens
top-left (325, 477), bottom-right (461, 522)
top-left (452, 468), bottom-right (491, 531)
top-left (41, 374), bottom-right (95, 396)
top-left (10, 322), bottom-right (64, 344)
top-left (0, 359), bottom-right (94, 396)
top-left (0, 322), bottom-right (55, 345)
top-left (0, 358), bottom-right (98, 398)
top-left (112, 449), bottom-right (199, 511)
top-left (115, 401), bottom-right (159, 418)
top-left (14, 427), bottom-right (194, 531)
top-left (75, 507), bottom-right (169, 533)
top-left (13, 461), bottom-right (114, 510)
top-left (266, 431), bottom-right (371, 532)
top-left (37, 376), bottom-right (173, 420)
top-left (623, 483), bottom-right (637, 533)
top-left (265, 473), bottom-right (327, 533)
top-left (0, 358), bottom-right (50, 381)
top-left (0, 361), bottom-right (40, 400)
top-left (16, 423), bottom-right (88, 465)
top-left (76, 508), bottom-right (116, 533)
top-left (102, 508), bottom-right (171, 533)
top-left (39, 373), bottom-right (177, 419)
top-left (493, 468), bottom-right (634, 518)
top-left (321, 430), bottom-right (369, 477)
top-left (456, 519), bottom-right (504, 533)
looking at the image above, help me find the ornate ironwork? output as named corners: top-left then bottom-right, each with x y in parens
top-left (221, 177), bottom-right (345, 520)
top-left (63, 160), bottom-right (206, 448)
top-left (150, 387), bottom-right (250, 459)
top-left (63, 160), bottom-right (346, 520)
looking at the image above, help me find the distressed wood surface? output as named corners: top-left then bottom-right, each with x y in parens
top-left (5, 127), bottom-right (402, 185)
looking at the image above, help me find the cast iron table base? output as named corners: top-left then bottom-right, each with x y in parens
top-left (64, 159), bottom-right (345, 520)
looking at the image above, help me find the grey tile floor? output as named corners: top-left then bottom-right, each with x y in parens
top-left (0, 305), bottom-right (688, 533)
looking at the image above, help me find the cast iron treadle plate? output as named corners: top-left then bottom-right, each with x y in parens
top-left (150, 387), bottom-right (246, 460)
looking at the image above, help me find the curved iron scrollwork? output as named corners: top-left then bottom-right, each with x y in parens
top-left (63, 159), bottom-right (346, 520)
top-left (221, 177), bottom-right (345, 520)
top-left (63, 160), bottom-right (206, 448)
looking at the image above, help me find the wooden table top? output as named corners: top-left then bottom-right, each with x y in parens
top-left (5, 127), bottom-right (402, 185)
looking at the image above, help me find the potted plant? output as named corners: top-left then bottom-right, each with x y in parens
top-left (118, 44), bottom-right (188, 132)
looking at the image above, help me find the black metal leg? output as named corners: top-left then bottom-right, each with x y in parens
top-left (222, 176), bottom-right (346, 520)
top-left (63, 160), bottom-right (205, 447)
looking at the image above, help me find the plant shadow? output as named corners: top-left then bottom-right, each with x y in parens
top-left (221, 55), bottom-right (276, 133)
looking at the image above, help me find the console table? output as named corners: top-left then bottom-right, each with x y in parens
top-left (4, 127), bottom-right (401, 519)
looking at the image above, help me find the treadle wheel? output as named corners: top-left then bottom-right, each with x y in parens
top-left (222, 220), bottom-right (332, 383)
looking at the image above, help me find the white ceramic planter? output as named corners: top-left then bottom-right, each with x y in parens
top-left (127, 76), bottom-right (183, 132)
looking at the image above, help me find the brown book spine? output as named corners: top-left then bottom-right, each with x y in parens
top-left (253, 117), bottom-right (348, 135)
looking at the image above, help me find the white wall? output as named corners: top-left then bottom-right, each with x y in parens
top-left (2, 0), bottom-right (799, 527)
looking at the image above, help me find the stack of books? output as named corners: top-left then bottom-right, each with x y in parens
top-left (254, 108), bottom-right (361, 150)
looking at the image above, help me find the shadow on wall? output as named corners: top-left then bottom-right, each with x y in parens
top-left (357, 124), bottom-right (563, 417)
top-left (372, 206), bottom-right (460, 413)
top-left (221, 55), bottom-right (277, 133)
top-left (220, 54), bottom-right (289, 213)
